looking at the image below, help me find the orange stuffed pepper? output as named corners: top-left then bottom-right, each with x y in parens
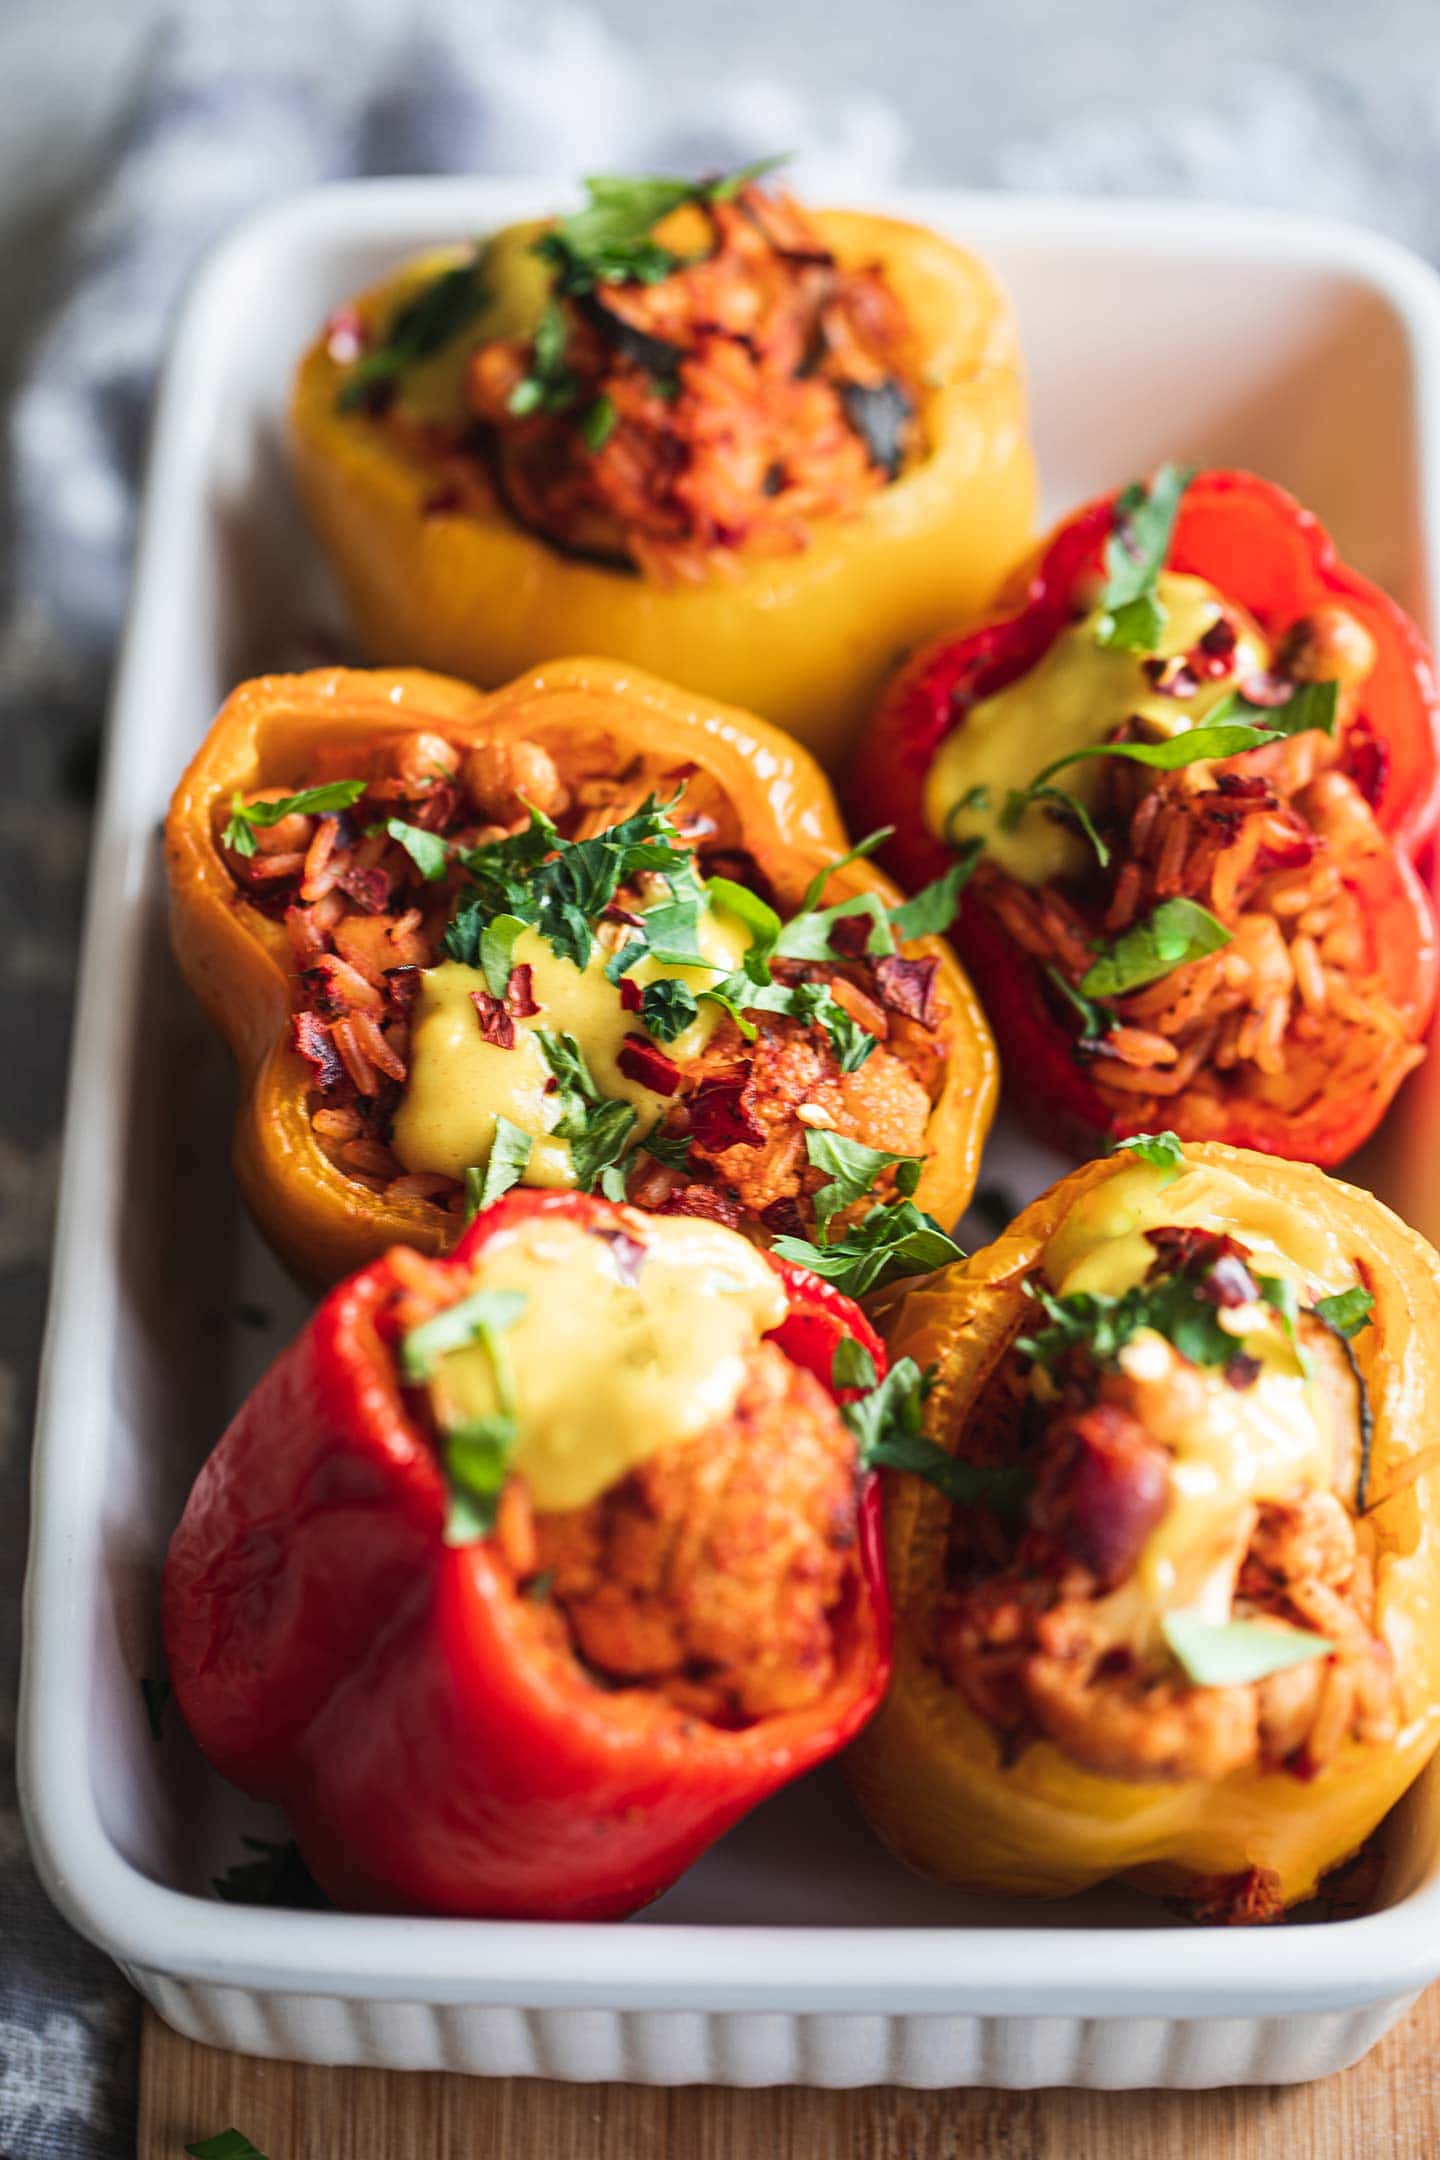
top-left (847, 1137), bottom-right (1440, 1919)
top-left (165, 658), bottom-right (997, 1289)
top-left (289, 162), bottom-right (1034, 770)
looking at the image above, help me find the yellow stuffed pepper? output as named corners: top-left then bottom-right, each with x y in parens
top-left (848, 1137), bottom-right (1440, 1920)
top-left (165, 656), bottom-right (997, 1289)
top-left (290, 161), bottom-right (1034, 771)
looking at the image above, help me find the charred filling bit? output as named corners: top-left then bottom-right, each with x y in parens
top-left (461, 185), bottom-right (920, 584)
top-left (935, 1225), bottom-right (1397, 1788)
top-left (976, 603), bottom-right (1426, 1130)
top-left (385, 1245), bottom-right (859, 1725)
top-left (217, 732), bottom-right (945, 1234)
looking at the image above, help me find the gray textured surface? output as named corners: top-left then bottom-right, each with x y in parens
top-left (2, 1), bottom-right (1440, 2153)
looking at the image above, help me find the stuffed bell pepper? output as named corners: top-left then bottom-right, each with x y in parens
top-left (289, 160), bottom-right (1034, 768)
top-left (164, 1188), bottom-right (894, 1918)
top-left (851, 467), bottom-right (1440, 1162)
top-left (164, 658), bottom-right (996, 1289)
top-left (847, 1135), bottom-right (1440, 1919)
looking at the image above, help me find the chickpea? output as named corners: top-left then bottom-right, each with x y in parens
top-left (463, 737), bottom-right (568, 824)
top-left (381, 731), bottom-right (461, 793)
top-left (229, 786), bottom-right (312, 856)
top-left (1278, 604), bottom-right (1377, 691)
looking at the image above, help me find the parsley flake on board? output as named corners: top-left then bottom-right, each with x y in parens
top-left (1161, 1612), bottom-right (1333, 1688)
top-left (1096, 463), bottom-right (1195, 652)
top-left (1079, 896), bottom-right (1231, 1000)
top-left (335, 256), bottom-right (489, 413)
top-left (185, 2131), bottom-right (271, 2160)
top-left (222, 779), bottom-right (365, 858)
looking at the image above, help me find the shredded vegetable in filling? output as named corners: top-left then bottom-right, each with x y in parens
top-left (217, 730), bottom-right (948, 1239)
top-left (934, 1225), bottom-right (1396, 1804)
top-left (462, 182), bottom-right (919, 584)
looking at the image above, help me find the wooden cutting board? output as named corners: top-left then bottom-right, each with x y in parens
top-left (137, 1990), bottom-right (1440, 2157)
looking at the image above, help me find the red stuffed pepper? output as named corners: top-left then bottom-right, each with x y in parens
top-left (851, 467), bottom-right (1440, 1162)
top-left (163, 1188), bottom-right (891, 1919)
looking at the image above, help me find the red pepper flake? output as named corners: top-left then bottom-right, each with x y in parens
top-left (874, 953), bottom-right (940, 1027)
top-left (505, 963), bottom-right (539, 1019)
top-left (1212, 773), bottom-right (1274, 803)
top-left (826, 912), bottom-right (872, 960)
top-left (384, 965), bottom-right (421, 1017)
top-left (618, 975), bottom-right (643, 1014)
top-left (1345, 718), bottom-right (1390, 810)
top-left (336, 864), bottom-right (393, 915)
top-left (604, 905), bottom-right (647, 930)
top-left (658, 1184), bottom-right (743, 1229)
top-left (688, 1077), bottom-right (765, 1149)
top-left (422, 484), bottom-right (463, 518)
top-left (325, 306), bottom-right (367, 365)
top-left (471, 990), bottom-right (516, 1050)
top-left (1141, 655), bottom-right (1200, 698)
top-left (1224, 1351), bottom-right (1262, 1391)
top-left (759, 1194), bottom-right (807, 1238)
top-left (292, 1011), bottom-right (344, 1091)
top-left (1195, 1253), bottom-right (1260, 1309)
top-left (411, 783), bottom-right (462, 831)
top-left (617, 1035), bottom-right (682, 1095)
top-left (1187, 617), bottom-right (1238, 681)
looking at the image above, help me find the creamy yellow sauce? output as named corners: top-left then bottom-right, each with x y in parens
top-left (392, 902), bottom-right (751, 1186)
top-left (923, 573), bottom-right (1270, 885)
top-left (1042, 1157), bottom-right (1362, 1639)
top-left (428, 1211), bottom-right (788, 1511)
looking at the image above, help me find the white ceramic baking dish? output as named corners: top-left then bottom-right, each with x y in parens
top-left (20, 181), bottom-right (1440, 2091)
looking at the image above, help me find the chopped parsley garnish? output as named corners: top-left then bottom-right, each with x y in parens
top-left (468, 1118), bottom-right (534, 1215)
top-left (831, 1339), bottom-right (879, 1391)
top-left (640, 977), bottom-right (699, 1042)
top-left (399, 1286), bottom-right (528, 1382)
top-left (788, 982), bottom-right (876, 1072)
top-left (777, 1199), bottom-right (963, 1301)
top-left (222, 778), bottom-right (365, 857)
top-left (479, 912), bottom-right (527, 999)
top-left (637, 1125), bottom-right (693, 1173)
top-left (843, 1356), bottom-right (1027, 1509)
top-left (335, 256), bottom-right (488, 413)
top-left (536, 157), bottom-right (790, 298)
top-left (384, 817), bottom-right (451, 881)
top-left (582, 393), bottom-right (618, 451)
top-left (1018, 1241), bottom-right (1297, 1379)
top-left (507, 297), bottom-right (579, 416)
top-left (537, 1029), bottom-right (639, 1192)
top-left (1161, 1612), bottom-right (1332, 1688)
top-left (1045, 963), bottom-right (1114, 1040)
top-left (185, 2130), bottom-right (271, 2159)
top-left (1096, 462), bottom-right (1195, 651)
top-left (1112, 1130), bottom-right (1186, 1182)
top-left (803, 1129), bottom-right (923, 1239)
top-left (1210, 676), bottom-right (1339, 739)
top-left (1079, 896), bottom-right (1231, 1000)
top-left (1313, 1286), bottom-right (1375, 1339)
top-left (889, 842), bottom-right (982, 937)
top-left (139, 1673), bottom-right (170, 1742)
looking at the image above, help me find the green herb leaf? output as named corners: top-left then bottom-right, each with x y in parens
top-left (1112, 1130), bottom-right (1186, 1182)
top-left (568, 1099), bottom-right (639, 1194)
top-left (1162, 1611), bottom-right (1333, 1688)
top-left (803, 1128), bottom-right (924, 1240)
top-left (1313, 1286), bottom-right (1375, 1339)
top-left (641, 977), bottom-right (699, 1042)
top-left (185, 2129), bottom-right (271, 2159)
top-left (1001, 781), bottom-right (1112, 869)
top-left (844, 1357), bottom-right (1028, 1508)
top-left (536, 1028), bottom-right (600, 1134)
top-left (582, 393), bottom-right (617, 450)
top-left (222, 778), bottom-right (365, 857)
top-left (470, 1117), bottom-right (534, 1214)
top-left (776, 1200), bottom-right (963, 1301)
top-left (831, 1339), bottom-right (879, 1391)
top-left (1045, 963), bottom-right (1115, 1040)
top-left (443, 1414), bottom-right (519, 1544)
top-left (1080, 897), bottom-right (1231, 999)
top-left (400, 1287), bottom-right (528, 1382)
top-left (508, 297), bottom-right (578, 416)
top-left (336, 258), bottom-right (488, 413)
top-left (1096, 463), bottom-right (1195, 651)
top-left (384, 817), bottom-right (450, 882)
top-left (1210, 677), bottom-right (1340, 739)
top-left (479, 912), bottom-right (527, 999)
top-left (703, 876), bottom-right (782, 980)
top-left (788, 981), bottom-right (876, 1072)
top-left (887, 844), bottom-right (982, 939)
top-left (639, 1126), bottom-right (693, 1173)
top-left (537, 157), bottom-right (790, 296)
top-left (139, 1674), bottom-right (170, 1742)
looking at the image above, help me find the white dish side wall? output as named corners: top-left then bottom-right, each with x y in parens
top-left (19, 183), bottom-right (1440, 2087)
